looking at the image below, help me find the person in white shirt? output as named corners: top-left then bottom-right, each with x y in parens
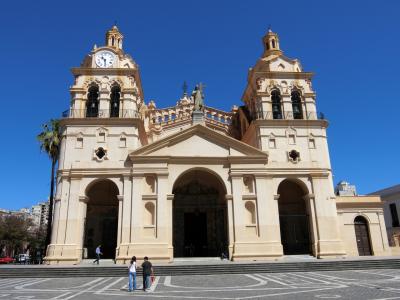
top-left (93, 245), bottom-right (102, 265)
top-left (128, 256), bottom-right (137, 291)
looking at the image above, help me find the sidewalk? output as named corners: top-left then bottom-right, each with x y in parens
top-left (2, 255), bottom-right (400, 268)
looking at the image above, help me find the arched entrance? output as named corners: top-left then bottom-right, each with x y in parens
top-left (83, 179), bottom-right (119, 259)
top-left (172, 169), bottom-right (228, 258)
top-left (354, 216), bottom-right (372, 256)
top-left (278, 179), bottom-right (311, 255)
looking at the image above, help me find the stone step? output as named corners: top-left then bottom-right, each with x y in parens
top-left (1, 259), bottom-right (400, 278)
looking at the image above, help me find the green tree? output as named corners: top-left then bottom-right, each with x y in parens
top-left (0, 215), bottom-right (33, 256)
top-left (37, 119), bottom-right (61, 249)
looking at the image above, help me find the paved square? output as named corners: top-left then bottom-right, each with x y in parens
top-left (1, 269), bottom-right (400, 299)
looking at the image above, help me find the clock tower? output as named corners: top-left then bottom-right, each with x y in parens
top-left (48, 26), bottom-right (146, 263)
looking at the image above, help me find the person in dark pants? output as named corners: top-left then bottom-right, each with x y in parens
top-left (141, 256), bottom-right (153, 291)
top-left (93, 245), bottom-right (102, 265)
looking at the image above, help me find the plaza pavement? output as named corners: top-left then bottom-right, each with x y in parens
top-left (1, 268), bottom-right (400, 299)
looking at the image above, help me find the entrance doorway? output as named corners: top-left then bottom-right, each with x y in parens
top-left (278, 179), bottom-right (311, 255)
top-left (173, 169), bottom-right (228, 258)
top-left (83, 180), bottom-right (119, 259)
top-left (354, 216), bottom-right (372, 256)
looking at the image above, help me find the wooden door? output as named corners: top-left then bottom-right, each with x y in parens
top-left (279, 215), bottom-right (311, 255)
top-left (354, 216), bottom-right (372, 256)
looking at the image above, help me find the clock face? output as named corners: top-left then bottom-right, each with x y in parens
top-left (95, 51), bottom-right (115, 68)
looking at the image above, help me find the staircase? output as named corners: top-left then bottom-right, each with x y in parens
top-left (1, 258), bottom-right (400, 278)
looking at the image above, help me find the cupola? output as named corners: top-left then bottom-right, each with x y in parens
top-left (106, 25), bottom-right (124, 50)
top-left (262, 28), bottom-right (282, 57)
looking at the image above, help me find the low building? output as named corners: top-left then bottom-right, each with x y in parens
top-left (370, 184), bottom-right (400, 246)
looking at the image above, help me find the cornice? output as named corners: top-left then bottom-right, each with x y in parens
top-left (58, 168), bottom-right (130, 178)
top-left (60, 118), bottom-right (144, 127)
top-left (336, 202), bottom-right (384, 209)
top-left (130, 155), bottom-right (268, 165)
top-left (253, 119), bottom-right (329, 128)
top-left (251, 71), bottom-right (314, 79)
top-left (71, 68), bottom-right (137, 76)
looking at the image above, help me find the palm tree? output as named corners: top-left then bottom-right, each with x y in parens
top-left (37, 119), bottom-right (61, 250)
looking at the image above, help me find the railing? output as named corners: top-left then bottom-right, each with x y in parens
top-left (148, 104), bottom-right (233, 127)
top-left (255, 111), bottom-right (325, 120)
top-left (61, 109), bottom-right (140, 119)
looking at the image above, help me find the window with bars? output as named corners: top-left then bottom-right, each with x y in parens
top-left (390, 203), bottom-right (400, 227)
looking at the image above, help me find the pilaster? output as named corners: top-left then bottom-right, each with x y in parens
top-left (121, 175), bottom-right (132, 246)
top-left (230, 175), bottom-right (244, 241)
top-left (255, 175), bottom-right (283, 256)
top-left (311, 176), bottom-right (346, 258)
top-left (225, 194), bottom-right (234, 259)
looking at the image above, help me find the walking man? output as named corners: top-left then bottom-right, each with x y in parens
top-left (93, 245), bottom-right (102, 265)
top-left (141, 256), bottom-right (153, 291)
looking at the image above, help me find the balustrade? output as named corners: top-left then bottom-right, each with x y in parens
top-left (255, 110), bottom-right (325, 120)
top-left (61, 109), bottom-right (140, 119)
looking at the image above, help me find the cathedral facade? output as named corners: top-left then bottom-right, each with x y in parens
top-left (46, 26), bottom-right (390, 264)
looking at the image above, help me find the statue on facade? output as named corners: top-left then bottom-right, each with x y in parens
top-left (192, 83), bottom-right (205, 111)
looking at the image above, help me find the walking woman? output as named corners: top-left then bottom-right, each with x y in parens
top-left (128, 256), bottom-right (137, 292)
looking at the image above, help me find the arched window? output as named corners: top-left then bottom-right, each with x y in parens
top-left (86, 85), bottom-right (99, 117)
top-left (144, 202), bottom-right (155, 226)
top-left (271, 90), bottom-right (282, 119)
top-left (291, 91), bottom-right (303, 119)
top-left (110, 85), bottom-right (121, 117)
top-left (245, 201), bottom-right (256, 224)
top-left (271, 39), bottom-right (276, 49)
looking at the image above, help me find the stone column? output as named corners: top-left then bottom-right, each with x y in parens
top-left (304, 96), bottom-right (317, 120)
top-left (116, 195), bottom-right (123, 247)
top-left (260, 95), bottom-right (271, 119)
top-left (65, 178), bottom-right (81, 261)
top-left (225, 194), bottom-right (234, 259)
top-left (304, 193), bottom-right (319, 257)
top-left (157, 174), bottom-right (169, 241)
top-left (71, 89), bottom-right (85, 117)
top-left (377, 211), bottom-right (390, 253)
top-left (231, 175), bottom-right (244, 242)
top-left (166, 194), bottom-right (174, 261)
top-left (99, 87), bottom-right (110, 117)
top-left (51, 198), bottom-right (61, 245)
top-left (55, 178), bottom-right (71, 246)
top-left (255, 175), bottom-right (283, 256)
top-left (282, 93), bottom-right (292, 119)
top-left (120, 175), bottom-right (132, 247)
top-left (311, 176), bottom-right (346, 258)
top-left (77, 196), bottom-right (89, 261)
top-left (65, 178), bottom-right (81, 245)
top-left (122, 88), bottom-right (138, 115)
top-left (130, 175), bottom-right (142, 243)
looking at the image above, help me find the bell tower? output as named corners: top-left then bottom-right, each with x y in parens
top-left (106, 25), bottom-right (124, 50)
top-left (262, 28), bottom-right (282, 57)
top-left (59, 25), bottom-right (145, 171)
top-left (238, 29), bottom-right (346, 259)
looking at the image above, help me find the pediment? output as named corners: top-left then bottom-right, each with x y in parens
top-left (255, 55), bottom-right (302, 73)
top-left (129, 124), bottom-right (267, 160)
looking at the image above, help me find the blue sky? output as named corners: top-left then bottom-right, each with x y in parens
top-left (0, 0), bottom-right (398, 210)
